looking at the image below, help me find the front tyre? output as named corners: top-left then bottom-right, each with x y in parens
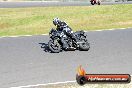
top-left (48, 40), bottom-right (61, 53)
top-left (90, 0), bottom-right (96, 5)
top-left (91, 1), bottom-right (95, 5)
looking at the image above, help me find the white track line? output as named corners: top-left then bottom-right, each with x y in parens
top-left (1, 1), bottom-right (60, 2)
top-left (10, 74), bottom-right (132, 88)
top-left (0, 27), bottom-right (130, 38)
top-left (0, 34), bottom-right (48, 38)
top-left (10, 80), bottom-right (76, 88)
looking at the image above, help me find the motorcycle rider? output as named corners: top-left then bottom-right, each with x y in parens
top-left (53, 18), bottom-right (78, 50)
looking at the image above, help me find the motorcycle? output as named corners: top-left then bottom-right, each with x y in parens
top-left (48, 28), bottom-right (90, 53)
top-left (90, 0), bottom-right (101, 5)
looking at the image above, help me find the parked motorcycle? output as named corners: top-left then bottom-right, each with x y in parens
top-left (48, 28), bottom-right (90, 53)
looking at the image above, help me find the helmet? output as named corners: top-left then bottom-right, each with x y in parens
top-left (53, 18), bottom-right (61, 26)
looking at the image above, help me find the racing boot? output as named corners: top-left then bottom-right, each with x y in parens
top-left (61, 37), bottom-right (69, 50)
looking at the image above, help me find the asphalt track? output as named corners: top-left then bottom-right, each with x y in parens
top-left (0, 28), bottom-right (132, 88)
top-left (0, 1), bottom-right (132, 8)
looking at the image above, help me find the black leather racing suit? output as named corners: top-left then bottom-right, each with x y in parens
top-left (56, 21), bottom-right (77, 49)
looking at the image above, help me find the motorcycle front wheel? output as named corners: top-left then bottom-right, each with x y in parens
top-left (90, 1), bottom-right (95, 5)
top-left (48, 40), bottom-right (61, 53)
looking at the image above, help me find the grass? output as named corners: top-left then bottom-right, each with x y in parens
top-left (0, 4), bottom-right (132, 36)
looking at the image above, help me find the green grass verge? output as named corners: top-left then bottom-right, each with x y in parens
top-left (0, 4), bottom-right (132, 36)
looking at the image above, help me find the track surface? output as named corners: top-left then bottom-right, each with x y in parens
top-left (0, 28), bottom-right (132, 88)
top-left (0, 1), bottom-right (132, 8)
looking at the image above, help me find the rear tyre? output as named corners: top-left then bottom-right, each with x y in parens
top-left (79, 36), bottom-right (90, 51)
top-left (48, 40), bottom-right (61, 53)
top-left (79, 41), bottom-right (90, 51)
top-left (97, 1), bottom-right (101, 5)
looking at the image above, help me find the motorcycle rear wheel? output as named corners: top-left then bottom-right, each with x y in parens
top-left (79, 41), bottom-right (90, 51)
top-left (79, 36), bottom-right (90, 51)
top-left (97, 1), bottom-right (101, 5)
